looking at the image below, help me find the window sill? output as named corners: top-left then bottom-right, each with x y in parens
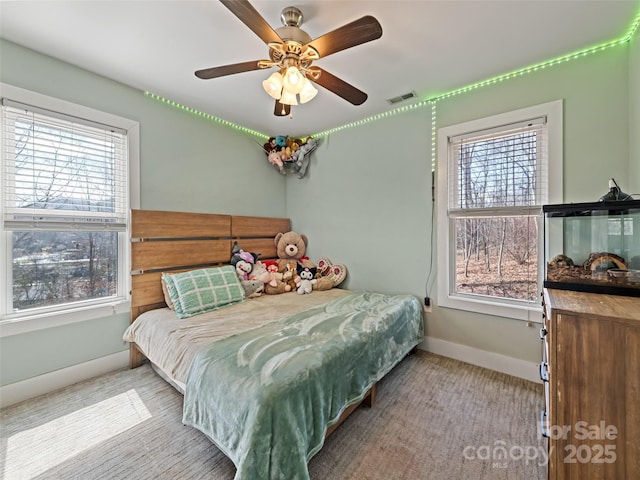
top-left (438, 293), bottom-right (543, 323)
top-left (0, 299), bottom-right (130, 337)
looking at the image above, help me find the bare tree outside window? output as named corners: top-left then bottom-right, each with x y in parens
top-left (12, 231), bottom-right (117, 310)
top-left (4, 105), bottom-right (125, 313)
top-left (452, 130), bottom-right (541, 302)
top-left (454, 217), bottom-right (538, 301)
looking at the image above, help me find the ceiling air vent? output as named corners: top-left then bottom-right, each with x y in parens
top-left (386, 91), bottom-right (418, 105)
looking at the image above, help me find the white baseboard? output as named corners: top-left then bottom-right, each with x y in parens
top-left (0, 350), bottom-right (129, 409)
top-left (418, 336), bottom-right (541, 384)
top-left (1, 340), bottom-right (540, 409)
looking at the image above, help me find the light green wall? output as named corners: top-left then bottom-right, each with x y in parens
top-left (286, 106), bottom-right (432, 296)
top-left (0, 317), bottom-right (132, 385)
top-left (287, 43), bottom-right (631, 364)
top-left (0, 39), bottom-right (287, 386)
top-left (1, 32), bottom-right (637, 388)
top-left (437, 46), bottom-right (629, 202)
top-left (630, 29), bottom-right (640, 192)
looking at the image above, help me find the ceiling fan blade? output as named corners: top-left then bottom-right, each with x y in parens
top-left (195, 60), bottom-right (262, 79)
top-left (220, 0), bottom-right (283, 45)
top-left (310, 68), bottom-right (368, 106)
top-left (305, 16), bottom-right (382, 59)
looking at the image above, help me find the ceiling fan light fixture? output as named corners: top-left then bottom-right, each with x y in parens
top-left (280, 89), bottom-right (298, 106)
top-left (262, 71), bottom-right (284, 100)
top-left (200, 2), bottom-right (382, 116)
top-left (282, 66), bottom-right (305, 94)
top-left (299, 78), bottom-right (318, 104)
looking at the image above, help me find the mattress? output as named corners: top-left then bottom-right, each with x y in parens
top-left (123, 289), bottom-right (349, 392)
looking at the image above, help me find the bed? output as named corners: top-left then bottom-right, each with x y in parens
top-left (123, 209), bottom-right (424, 480)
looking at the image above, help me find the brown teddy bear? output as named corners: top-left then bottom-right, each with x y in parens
top-left (274, 231), bottom-right (334, 291)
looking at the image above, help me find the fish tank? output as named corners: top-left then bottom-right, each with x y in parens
top-left (543, 200), bottom-right (640, 297)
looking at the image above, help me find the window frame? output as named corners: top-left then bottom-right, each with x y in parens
top-left (436, 100), bottom-right (563, 321)
top-left (0, 83), bottom-right (140, 335)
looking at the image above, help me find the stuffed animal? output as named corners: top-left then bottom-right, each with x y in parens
top-left (233, 257), bottom-right (253, 280)
top-left (230, 243), bottom-right (259, 281)
top-left (316, 257), bottom-right (348, 287)
top-left (296, 264), bottom-right (317, 294)
top-left (268, 150), bottom-right (284, 173)
top-left (251, 261), bottom-right (288, 295)
top-left (260, 260), bottom-right (292, 293)
top-left (275, 231), bottom-right (313, 270)
top-left (240, 279), bottom-right (264, 298)
top-left (259, 260), bottom-right (281, 287)
top-left (273, 231), bottom-right (334, 291)
top-left (263, 137), bottom-right (277, 154)
top-left (275, 135), bottom-right (288, 149)
top-left (290, 136), bottom-right (319, 178)
top-left (263, 135), bottom-right (318, 175)
top-left (281, 261), bottom-right (298, 292)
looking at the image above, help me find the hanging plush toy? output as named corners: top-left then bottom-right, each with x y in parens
top-left (290, 137), bottom-right (319, 178)
top-left (263, 135), bottom-right (319, 177)
top-left (275, 135), bottom-right (288, 149)
top-left (268, 150), bottom-right (285, 173)
top-left (263, 137), bottom-right (277, 154)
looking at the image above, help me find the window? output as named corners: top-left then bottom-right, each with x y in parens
top-left (437, 101), bottom-right (562, 321)
top-left (1, 84), bottom-right (139, 328)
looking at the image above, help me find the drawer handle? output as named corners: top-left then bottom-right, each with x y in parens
top-left (540, 411), bottom-right (549, 438)
top-left (539, 362), bottom-right (549, 382)
top-left (539, 327), bottom-right (547, 339)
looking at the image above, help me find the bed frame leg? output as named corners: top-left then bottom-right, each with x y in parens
top-left (130, 344), bottom-right (145, 369)
top-left (324, 383), bottom-right (378, 439)
top-left (363, 383), bottom-right (377, 407)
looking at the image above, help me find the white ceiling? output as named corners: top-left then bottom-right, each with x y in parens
top-left (1, 1), bottom-right (637, 138)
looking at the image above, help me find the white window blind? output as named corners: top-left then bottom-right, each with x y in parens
top-left (2, 99), bottom-right (128, 231)
top-left (448, 117), bottom-right (548, 217)
top-left (437, 100), bottom-right (562, 321)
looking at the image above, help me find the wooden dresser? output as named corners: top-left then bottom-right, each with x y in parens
top-left (541, 288), bottom-right (640, 480)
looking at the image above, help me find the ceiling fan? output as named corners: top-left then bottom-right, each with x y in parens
top-left (195, 0), bottom-right (383, 116)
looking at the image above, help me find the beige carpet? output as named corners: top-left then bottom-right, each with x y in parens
top-left (0, 352), bottom-right (547, 480)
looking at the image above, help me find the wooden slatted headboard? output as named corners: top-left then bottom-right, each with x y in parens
top-left (129, 209), bottom-right (291, 366)
top-left (130, 209), bottom-right (291, 318)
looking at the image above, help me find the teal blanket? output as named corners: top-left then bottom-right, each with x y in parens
top-left (182, 291), bottom-right (424, 480)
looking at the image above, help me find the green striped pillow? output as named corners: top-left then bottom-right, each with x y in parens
top-left (162, 266), bottom-right (245, 319)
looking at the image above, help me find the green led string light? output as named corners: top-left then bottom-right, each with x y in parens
top-left (624, 8), bottom-right (640, 40)
top-left (143, 92), bottom-right (269, 140)
top-left (145, 6), bottom-right (640, 140)
top-left (313, 32), bottom-right (633, 137)
top-left (431, 102), bottom-right (437, 172)
top-left (312, 6), bottom-right (640, 137)
top-left (431, 38), bottom-right (628, 103)
top-left (312, 99), bottom-right (432, 137)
